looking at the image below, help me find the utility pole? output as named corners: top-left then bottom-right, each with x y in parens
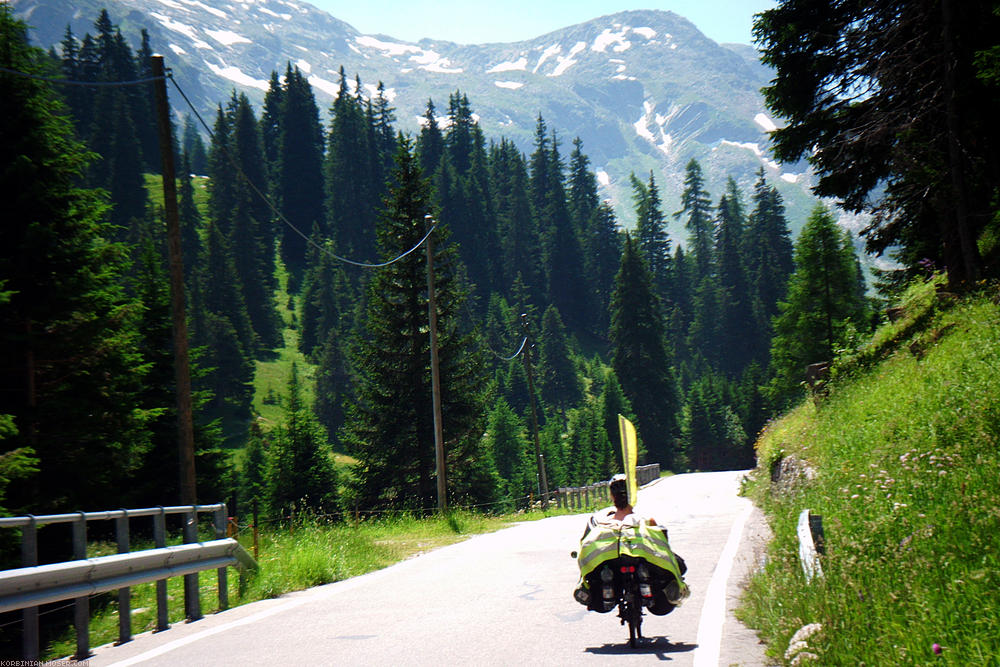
top-left (520, 313), bottom-right (549, 509)
top-left (425, 216), bottom-right (446, 513)
top-left (150, 55), bottom-right (197, 506)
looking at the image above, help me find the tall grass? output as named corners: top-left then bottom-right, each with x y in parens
top-left (741, 280), bottom-right (1000, 665)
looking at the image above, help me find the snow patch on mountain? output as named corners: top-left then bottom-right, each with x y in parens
top-left (355, 36), bottom-right (461, 73)
top-left (487, 57), bottom-right (527, 73)
top-left (307, 74), bottom-right (339, 96)
top-left (183, 0), bottom-right (226, 19)
top-left (719, 139), bottom-right (780, 170)
top-left (205, 28), bottom-right (250, 46)
top-left (295, 58), bottom-right (311, 73)
top-left (258, 6), bottom-right (291, 20)
top-left (549, 41), bottom-right (586, 76)
top-left (754, 113), bottom-right (777, 132)
top-left (596, 169), bottom-right (611, 187)
top-left (632, 27), bottom-right (656, 39)
top-left (206, 61), bottom-right (269, 90)
top-left (169, 43), bottom-right (187, 55)
top-left (150, 12), bottom-right (208, 47)
top-left (362, 83), bottom-right (397, 100)
top-left (356, 35), bottom-right (421, 57)
top-left (494, 81), bottom-right (524, 89)
top-left (534, 44), bottom-right (561, 73)
top-left (592, 26), bottom-right (631, 53)
top-left (634, 101), bottom-right (677, 156)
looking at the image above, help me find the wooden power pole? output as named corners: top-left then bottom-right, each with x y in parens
top-left (520, 314), bottom-right (549, 509)
top-left (150, 55), bottom-right (197, 506)
top-left (425, 216), bottom-right (446, 513)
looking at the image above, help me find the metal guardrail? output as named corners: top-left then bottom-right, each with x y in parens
top-left (554, 464), bottom-right (661, 510)
top-left (0, 504), bottom-right (258, 662)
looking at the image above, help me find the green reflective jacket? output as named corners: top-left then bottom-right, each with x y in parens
top-left (577, 512), bottom-right (686, 587)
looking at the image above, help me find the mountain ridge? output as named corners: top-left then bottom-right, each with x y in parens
top-left (12, 0), bottom-right (818, 230)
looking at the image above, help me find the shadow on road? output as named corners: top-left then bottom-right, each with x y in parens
top-left (585, 638), bottom-right (697, 659)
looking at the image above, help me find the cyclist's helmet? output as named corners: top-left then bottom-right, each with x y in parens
top-left (609, 473), bottom-right (628, 500)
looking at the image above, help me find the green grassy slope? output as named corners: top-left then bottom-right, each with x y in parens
top-left (741, 278), bottom-right (1000, 665)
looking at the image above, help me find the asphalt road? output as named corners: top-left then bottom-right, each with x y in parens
top-left (83, 470), bottom-right (772, 666)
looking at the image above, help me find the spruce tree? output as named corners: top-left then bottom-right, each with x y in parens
top-left (489, 139), bottom-right (541, 298)
top-left (768, 205), bottom-right (870, 406)
top-left (609, 236), bottom-right (679, 468)
top-left (227, 92), bottom-right (281, 351)
top-left (276, 64), bottom-right (324, 275)
top-left (1, 8), bottom-right (152, 511)
top-left (325, 67), bottom-right (376, 263)
top-left (483, 400), bottom-right (532, 505)
top-left (181, 115), bottom-right (209, 175)
top-left (343, 137), bottom-right (492, 510)
top-left (675, 158), bottom-right (714, 281)
top-left (745, 169), bottom-right (794, 366)
top-left (415, 99), bottom-right (444, 177)
top-left (630, 171), bottom-right (671, 299)
top-left (265, 362), bottom-right (339, 518)
top-left (537, 305), bottom-right (582, 413)
top-left (714, 178), bottom-right (754, 376)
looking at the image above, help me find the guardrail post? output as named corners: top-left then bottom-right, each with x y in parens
top-left (214, 505), bottom-right (229, 610)
top-left (115, 510), bottom-right (132, 645)
top-left (73, 512), bottom-right (90, 660)
top-left (583, 485), bottom-right (590, 507)
top-left (183, 508), bottom-right (202, 621)
top-left (252, 498), bottom-right (259, 560)
top-left (153, 507), bottom-right (169, 632)
top-left (21, 515), bottom-right (39, 661)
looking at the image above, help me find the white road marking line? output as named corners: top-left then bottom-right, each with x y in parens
top-left (692, 499), bottom-right (753, 667)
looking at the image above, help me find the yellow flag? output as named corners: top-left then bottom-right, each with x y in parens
top-left (617, 414), bottom-right (638, 506)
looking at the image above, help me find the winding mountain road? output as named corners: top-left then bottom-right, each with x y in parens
top-left (85, 470), bottom-right (771, 666)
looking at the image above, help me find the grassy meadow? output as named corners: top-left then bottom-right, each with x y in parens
top-left (740, 278), bottom-right (1000, 665)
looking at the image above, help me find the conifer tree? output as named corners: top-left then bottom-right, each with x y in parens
top-left (675, 158), bottom-right (714, 280)
top-left (714, 178), bottom-right (754, 376)
top-left (181, 115), bottom-right (209, 175)
top-left (538, 132), bottom-right (587, 328)
top-left (225, 93), bottom-right (281, 351)
top-left (177, 152), bottom-right (204, 288)
top-left (630, 171), bottom-right (671, 299)
top-left (483, 400), bottom-right (532, 504)
top-left (586, 202), bottom-right (623, 333)
top-left (537, 305), bottom-right (582, 413)
top-left (196, 220), bottom-right (256, 417)
top-left (325, 67), bottom-right (376, 263)
top-left (343, 137), bottom-right (492, 510)
top-left (259, 71), bottom-right (283, 187)
top-left (599, 371), bottom-right (638, 471)
top-left (768, 205), bottom-right (870, 406)
top-left (276, 64), bottom-right (324, 275)
top-left (745, 169), bottom-right (794, 366)
top-left (265, 363), bottom-right (339, 518)
top-left (416, 99), bottom-right (444, 177)
top-left (489, 139), bottom-right (541, 298)
top-left (609, 236), bottom-right (679, 468)
top-left (1, 8), bottom-right (151, 511)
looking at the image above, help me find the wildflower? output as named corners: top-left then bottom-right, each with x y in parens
top-left (788, 623), bottom-right (823, 646)
top-left (932, 643), bottom-right (943, 655)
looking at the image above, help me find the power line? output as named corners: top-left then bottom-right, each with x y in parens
top-left (0, 65), bottom-right (164, 87)
top-left (167, 69), bottom-right (433, 269)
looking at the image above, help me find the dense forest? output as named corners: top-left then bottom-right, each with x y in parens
top-left (3, 3), bottom-right (996, 521)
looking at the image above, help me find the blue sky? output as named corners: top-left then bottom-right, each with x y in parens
top-left (307, 0), bottom-right (778, 46)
